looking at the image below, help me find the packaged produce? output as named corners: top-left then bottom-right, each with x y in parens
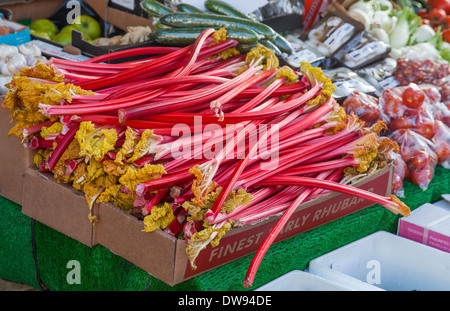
top-left (301, 14), bottom-right (360, 57)
top-left (284, 34), bottom-right (325, 67)
top-left (341, 91), bottom-right (381, 127)
top-left (432, 120), bottom-right (450, 168)
top-left (390, 150), bottom-right (409, 197)
top-left (324, 67), bottom-right (376, 101)
top-left (430, 101), bottom-right (450, 127)
top-left (338, 32), bottom-right (390, 70)
top-left (390, 129), bottom-right (439, 191)
top-left (356, 57), bottom-right (398, 97)
top-left (379, 83), bottom-right (436, 140)
top-left (394, 44), bottom-right (450, 86)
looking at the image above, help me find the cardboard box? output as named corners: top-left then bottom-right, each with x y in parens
top-left (84, 0), bottom-right (154, 32)
top-left (95, 163), bottom-right (394, 286)
top-left (0, 104), bottom-right (34, 205)
top-left (0, 17), bottom-right (30, 46)
top-left (21, 168), bottom-right (97, 247)
top-left (1, 0), bottom-right (65, 22)
top-left (397, 199), bottom-right (450, 254)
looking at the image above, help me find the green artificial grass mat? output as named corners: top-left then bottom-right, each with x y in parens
top-left (1, 166), bottom-right (449, 291)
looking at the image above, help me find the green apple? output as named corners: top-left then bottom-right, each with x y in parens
top-left (54, 29), bottom-right (91, 45)
top-left (59, 25), bottom-right (77, 34)
top-left (72, 15), bottom-right (101, 40)
top-left (30, 29), bottom-right (52, 40)
top-left (29, 19), bottom-right (58, 38)
top-left (53, 32), bottom-right (72, 45)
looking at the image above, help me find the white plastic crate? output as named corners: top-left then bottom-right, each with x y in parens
top-left (255, 270), bottom-right (353, 291)
top-left (308, 231), bottom-right (450, 291)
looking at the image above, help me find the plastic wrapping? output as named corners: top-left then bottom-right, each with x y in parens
top-left (379, 83), bottom-right (436, 140)
top-left (324, 67), bottom-right (376, 101)
top-left (256, 0), bottom-right (304, 19)
top-left (338, 32), bottom-right (390, 70)
top-left (390, 129), bottom-right (438, 191)
top-left (341, 91), bottom-right (380, 127)
top-left (432, 120), bottom-right (450, 169)
top-left (356, 57), bottom-right (398, 97)
top-left (284, 34), bottom-right (325, 67)
top-left (390, 150), bottom-right (408, 197)
top-left (394, 46), bottom-right (450, 108)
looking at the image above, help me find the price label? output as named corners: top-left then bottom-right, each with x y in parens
top-left (287, 49), bottom-right (318, 65)
top-left (379, 76), bottom-right (400, 90)
top-left (348, 42), bottom-right (380, 62)
top-left (323, 23), bottom-right (354, 48)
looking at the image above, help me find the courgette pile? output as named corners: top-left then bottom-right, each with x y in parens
top-left (142, 0), bottom-right (294, 56)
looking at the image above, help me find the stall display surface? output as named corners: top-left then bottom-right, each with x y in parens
top-left (0, 166), bottom-right (448, 291)
top-left (0, 0), bottom-right (449, 292)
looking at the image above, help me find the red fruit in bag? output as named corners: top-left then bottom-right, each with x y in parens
top-left (402, 87), bottom-right (426, 109)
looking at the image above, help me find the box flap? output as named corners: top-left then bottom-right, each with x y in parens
top-left (22, 168), bottom-right (96, 247)
top-left (96, 202), bottom-right (178, 285)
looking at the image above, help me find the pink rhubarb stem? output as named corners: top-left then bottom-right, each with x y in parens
top-left (45, 123), bottom-right (80, 171)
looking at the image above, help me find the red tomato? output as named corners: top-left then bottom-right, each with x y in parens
top-left (422, 18), bottom-right (431, 25)
top-left (416, 8), bottom-right (429, 19)
top-left (402, 87), bottom-right (426, 109)
top-left (442, 16), bottom-right (450, 28)
top-left (392, 174), bottom-right (403, 193)
top-left (410, 167), bottom-right (433, 189)
top-left (342, 92), bottom-right (380, 125)
top-left (443, 28), bottom-right (450, 43)
top-left (420, 85), bottom-right (441, 104)
top-left (429, 8), bottom-right (447, 25)
top-left (413, 119), bottom-right (435, 139)
top-left (409, 150), bottom-right (430, 169)
top-left (383, 97), bottom-right (407, 118)
top-left (429, 0), bottom-right (450, 14)
top-left (390, 116), bottom-right (414, 131)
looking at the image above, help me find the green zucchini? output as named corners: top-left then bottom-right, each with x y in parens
top-left (204, 0), bottom-right (250, 20)
top-left (140, 0), bottom-right (174, 17)
top-left (176, 3), bottom-right (203, 13)
top-left (271, 33), bottom-right (294, 55)
top-left (149, 26), bottom-right (259, 46)
top-left (159, 12), bottom-right (277, 39)
top-left (235, 43), bottom-right (256, 54)
top-left (259, 39), bottom-right (283, 58)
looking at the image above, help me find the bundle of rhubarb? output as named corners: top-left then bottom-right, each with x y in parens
top-left (1, 28), bottom-right (410, 287)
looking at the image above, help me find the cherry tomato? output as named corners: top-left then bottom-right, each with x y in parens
top-left (422, 18), bottom-right (431, 25)
top-left (429, 0), bottom-right (450, 14)
top-left (416, 9), bottom-right (429, 19)
top-left (442, 28), bottom-right (450, 43)
top-left (429, 8), bottom-right (447, 25)
top-left (442, 16), bottom-right (450, 29)
top-left (402, 87), bottom-right (426, 109)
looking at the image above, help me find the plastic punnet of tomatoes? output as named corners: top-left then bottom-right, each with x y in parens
top-left (379, 83), bottom-right (436, 140)
top-left (390, 129), bottom-right (439, 191)
top-left (394, 47), bottom-right (450, 86)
